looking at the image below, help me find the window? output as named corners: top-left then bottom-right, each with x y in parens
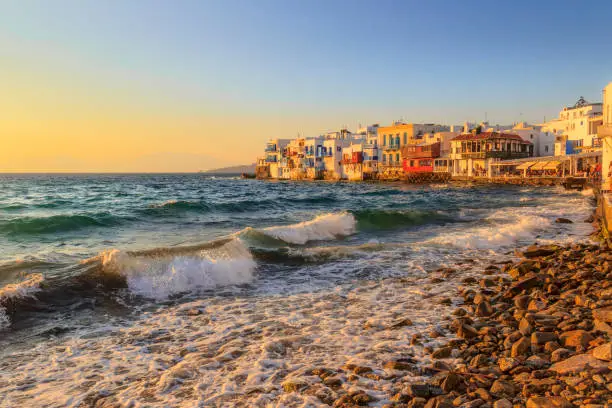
top-left (530, 134), bottom-right (534, 139)
top-left (383, 135), bottom-right (387, 146)
top-left (403, 132), bottom-right (408, 145)
top-left (396, 153), bottom-right (400, 162)
top-left (545, 145), bottom-right (549, 153)
top-left (580, 121), bottom-right (583, 126)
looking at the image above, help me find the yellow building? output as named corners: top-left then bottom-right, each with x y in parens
top-left (377, 122), bottom-right (449, 166)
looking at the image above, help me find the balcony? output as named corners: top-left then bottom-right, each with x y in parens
top-left (265, 146), bottom-right (277, 152)
top-left (459, 151), bottom-right (530, 160)
top-left (265, 158), bottom-right (278, 163)
top-left (383, 144), bottom-right (400, 151)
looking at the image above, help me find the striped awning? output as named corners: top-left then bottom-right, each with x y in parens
top-left (516, 161), bottom-right (535, 170)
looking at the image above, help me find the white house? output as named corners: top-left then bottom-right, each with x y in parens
top-left (264, 138), bottom-right (292, 179)
top-left (543, 97), bottom-right (603, 156)
top-left (511, 122), bottom-right (555, 157)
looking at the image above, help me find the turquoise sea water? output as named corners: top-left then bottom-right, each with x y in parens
top-left (0, 174), bottom-right (597, 406)
top-left (0, 174), bottom-right (594, 333)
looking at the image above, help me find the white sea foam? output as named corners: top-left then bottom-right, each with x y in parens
top-left (0, 273), bottom-right (44, 329)
top-left (255, 212), bottom-right (357, 245)
top-left (101, 239), bottom-right (255, 299)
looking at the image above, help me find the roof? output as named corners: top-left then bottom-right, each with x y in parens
top-left (450, 132), bottom-right (531, 144)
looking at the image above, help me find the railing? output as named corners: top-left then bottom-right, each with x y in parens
top-left (459, 151), bottom-right (530, 159)
top-left (264, 147), bottom-right (277, 152)
top-left (383, 144), bottom-right (400, 151)
top-left (265, 158), bottom-right (278, 163)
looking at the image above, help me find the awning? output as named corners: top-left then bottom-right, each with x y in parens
top-left (542, 161), bottom-right (561, 170)
top-left (516, 161), bottom-right (535, 170)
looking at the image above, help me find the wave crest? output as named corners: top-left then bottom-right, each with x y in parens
top-left (240, 212), bottom-right (357, 245)
top-left (100, 239), bottom-right (255, 300)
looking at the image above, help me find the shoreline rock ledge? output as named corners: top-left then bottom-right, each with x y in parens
top-left (318, 242), bottom-right (612, 407)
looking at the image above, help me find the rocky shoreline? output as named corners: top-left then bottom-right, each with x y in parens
top-left (280, 214), bottom-right (612, 407)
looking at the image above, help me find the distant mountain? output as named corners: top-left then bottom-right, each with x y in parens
top-left (202, 163), bottom-right (256, 174)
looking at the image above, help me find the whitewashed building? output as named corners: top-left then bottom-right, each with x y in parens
top-left (542, 97), bottom-right (603, 156)
top-left (264, 139), bottom-right (292, 179)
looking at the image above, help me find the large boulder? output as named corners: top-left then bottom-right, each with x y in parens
top-left (526, 396), bottom-right (572, 408)
top-left (549, 353), bottom-right (610, 375)
top-left (593, 306), bottom-right (612, 323)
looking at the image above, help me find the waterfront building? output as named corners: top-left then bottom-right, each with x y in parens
top-left (510, 122), bottom-right (555, 157)
top-left (378, 122), bottom-right (449, 163)
top-left (322, 137), bottom-right (352, 180)
top-left (599, 82), bottom-right (612, 191)
top-left (449, 131), bottom-right (533, 177)
top-left (401, 142), bottom-right (441, 173)
top-left (542, 97), bottom-right (603, 156)
top-left (264, 138), bottom-right (292, 179)
top-left (304, 136), bottom-right (325, 179)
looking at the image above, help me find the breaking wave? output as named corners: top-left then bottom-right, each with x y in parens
top-left (239, 212), bottom-right (357, 245)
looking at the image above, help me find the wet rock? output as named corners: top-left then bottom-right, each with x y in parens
top-left (591, 342), bottom-right (612, 361)
top-left (515, 295), bottom-right (532, 310)
top-left (475, 301), bottom-right (493, 317)
top-left (555, 218), bottom-right (573, 224)
top-left (282, 379), bottom-right (308, 393)
top-left (458, 324), bottom-right (479, 339)
top-left (391, 318), bottom-right (414, 328)
top-left (405, 384), bottom-right (431, 398)
top-left (522, 245), bottom-right (559, 259)
top-left (432, 347), bottom-right (453, 359)
top-left (323, 376), bottom-right (343, 388)
top-left (559, 330), bottom-right (594, 349)
top-left (385, 360), bottom-right (415, 371)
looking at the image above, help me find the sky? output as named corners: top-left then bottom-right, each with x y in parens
top-left (1, 0), bottom-right (611, 172)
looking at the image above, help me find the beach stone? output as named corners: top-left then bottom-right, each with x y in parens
top-left (440, 372), bottom-right (462, 393)
top-left (531, 331), bottom-right (557, 345)
top-left (550, 348), bottom-right (572, 362)
top-left (405, 384), bottom-right (431, 398)
top-left (432, 346), bottom-right (453, 359)
top-left (511, 336), bottom-right (531, 357)
top-left (323, 376), bottom-right (343, 388)
top-left (384, 360), bottom-right (415, 371)
top-left (591, 342), bottom-right (612, 361)
top-left (493, 399), bottom-right (513, 408)
top-left (522, 245), bottom-right (558, 259)
top-left (526, 396), bottom-right (572, 408)
top-left (282, 379), bottom-right (308, 392)
top-left (555, 218), bottom-right (573, 224)
top-left (519, 318), bottom-right (533, 335)
top-left (498, 357), bottom-right (519, 372)
top-left (458, 324), bottom-right (479, 339)
top-left (460, 399), bottom-right (485, 408)
top-left (559, 330), bottom-right (593, 349)
top-left (593, 306), bottom-right (612, 323)
top-left (424, 395), bottom-right (453, 408)
top-left (550, 353), bottom-right (610, 375)
top-left (476, 301), bottom-right (493, 317)
top-left (408, 397), bottom-right (427, 408)
top-left (515, 295), bottom-right (532, 310)
top-left (489, 380), bottom-right (516, 398)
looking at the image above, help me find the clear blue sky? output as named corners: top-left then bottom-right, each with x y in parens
top-left (1, 0), bottom-right (611, 169)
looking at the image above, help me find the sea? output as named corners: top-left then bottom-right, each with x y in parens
top-left (0, 174), bottom-right (596, 407)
